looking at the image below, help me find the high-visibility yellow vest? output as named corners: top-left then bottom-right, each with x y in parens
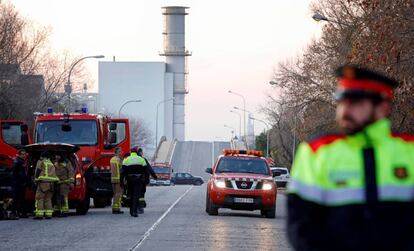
top-left (289, 118), bottom-right (414, 206)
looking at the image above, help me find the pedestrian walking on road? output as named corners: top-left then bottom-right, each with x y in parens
top-left (110, 147), bottom-right (124, 214)
top-left (121, 147), bottom-right (147, 217)
top-left (137, 148), bottom-right (157, 208)
top-left (9, 149), bottom-right (28, 219)
top-left (34, 151), bottom-right (59, 219)
top-left (54, 154), bottom-right (74, 217)
top-left (287, 65), bottom-right (414, 251)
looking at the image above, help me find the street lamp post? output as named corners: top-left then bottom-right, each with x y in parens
top-left (250, 117), bottom-right (270, 158)
top-left (230, 110), bottom-right (242, 138)
top-left (66, 55), bottom-right (104, 112)
top-left (228, 90), bottom-right (246, 141)
top-left (233, 106), bottom-right (254, 149)
top-left (155, 98), bottom-right (174, 148)
top-left (118, 100), bottom-right (142, 118)
top-left (312, 12), bottom-right (347, 25)
top-left (224, 125), bottom-right (236, 140)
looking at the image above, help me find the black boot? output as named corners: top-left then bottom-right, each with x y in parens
top-left (138, 208), bottom-right (144, 214)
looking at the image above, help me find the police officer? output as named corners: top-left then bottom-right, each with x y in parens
top-left (54, 154), bottom-right (74, 217)
top-left (34, 151), bottom-right (59, 219)
top-left (287, 65), bottom-right (414, 251)
top-left (137, 148), bottom-right (157, 208)
top-left (121, 147), bottom-right (147, 217)
top-left (10, 149), bottom-right (28, 219)
top-left (110, 147), bottom-right (124, 214)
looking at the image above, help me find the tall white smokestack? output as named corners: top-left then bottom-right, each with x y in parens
top-left (160, 6), bottom-right (191, 141)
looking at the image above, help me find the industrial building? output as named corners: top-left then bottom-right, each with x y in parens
top-left (98, 6), bottom-right (190, 150)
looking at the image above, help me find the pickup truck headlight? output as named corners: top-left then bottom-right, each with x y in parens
top-left (214, 179), bottom-right (226, 188)
top-left (262, 182), bottom-right (273, 190)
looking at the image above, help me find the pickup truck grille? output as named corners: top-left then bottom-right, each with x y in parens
top-left (235, 181), bottom-right (253, 189)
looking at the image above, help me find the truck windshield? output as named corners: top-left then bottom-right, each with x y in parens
top-left (1, 124), bottom-right (22, 147)
top-left (216, 158), bottom-right (269, 175)
top-left (153, 167), bottom-right (170, 174)
top-left (36, 120), bottom-right (98, 146)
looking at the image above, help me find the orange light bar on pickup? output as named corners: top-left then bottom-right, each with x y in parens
top-left (223, 149), bottom-right (263, 157)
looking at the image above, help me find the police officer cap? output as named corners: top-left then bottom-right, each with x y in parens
top-left (130, 146), bottom-right (138, 153)
top-left (334, 65), bottom-right (399, 101)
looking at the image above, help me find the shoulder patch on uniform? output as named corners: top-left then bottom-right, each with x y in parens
top-left (392, 132), bottom-right (414, 143)
top-left (308, 134), bottom-right (345, 153)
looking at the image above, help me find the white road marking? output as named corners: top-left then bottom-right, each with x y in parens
top-left (129, 186), bottom-right (194, 251)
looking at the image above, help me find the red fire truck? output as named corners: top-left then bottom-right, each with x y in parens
top-left (150, 163), bottom-right (173, 186)
top-left (0, 120), bottom-right (30, 200)
top-left (32, 110), bottom-right (130, 208)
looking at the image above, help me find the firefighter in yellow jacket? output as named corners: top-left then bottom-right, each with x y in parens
top-left (110, 147), bottom-right (124, 214)
top-left (54, 154), bottom-right (74, 217)
top-left (34, 151), bottom-right (59, 219)
top-left (288, 65), bottom-right (414, 251)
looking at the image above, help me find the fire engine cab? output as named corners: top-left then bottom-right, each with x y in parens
top-left (205, 150), bottom-right (279, 218)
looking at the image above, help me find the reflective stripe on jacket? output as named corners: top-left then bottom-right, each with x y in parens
top-left (35, 159), bottom-right (59, 182)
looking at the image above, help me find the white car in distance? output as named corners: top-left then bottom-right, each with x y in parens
top-left (270, 167), bottom-right (290, 188)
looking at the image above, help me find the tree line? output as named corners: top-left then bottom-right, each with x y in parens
top-left (259, 0), bottom-right (414, 168)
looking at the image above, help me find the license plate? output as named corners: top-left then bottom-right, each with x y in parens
top-left (234, 197), bottom-right (254, 203)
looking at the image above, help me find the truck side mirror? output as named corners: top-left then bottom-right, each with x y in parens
top-left (21, 133), bottom-right (29, 146)
top-left (20, 124), bottom-right (28, 132)
top-left (109, 132), bottom-right (117, 144)
top-left (205, 168), bottom-right (213, 174)
top-left (20, 124), bottom-right (29, 146)
top-left (109, 123), bottom-right (117, 131)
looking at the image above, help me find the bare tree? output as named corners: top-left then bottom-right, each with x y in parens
top-left (129, 117), bottom-right (153, 152)
top-left (0, 1), bottom-right (89, 122)
top-left (264, 0), bottom-right (414, 167)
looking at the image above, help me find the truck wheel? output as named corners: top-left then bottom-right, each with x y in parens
top-left (205, 193), bottom-right (210, 213)
top-left (76, 194), bottom-right (90, 215)
top-left (93, 198), bottom-right (107, 208)
top-left (263, 207), bottom-right (276, 219)
top-left (206, 195), bottom-right (219, 216)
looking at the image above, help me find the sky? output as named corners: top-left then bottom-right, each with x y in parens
top-left (11, 0), bottom-right (322, 141)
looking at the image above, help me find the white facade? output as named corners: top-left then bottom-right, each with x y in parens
top-left (98, 62), bottom-right (174, 148)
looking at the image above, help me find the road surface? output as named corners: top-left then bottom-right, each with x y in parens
top-left (0, 186), bottom-right (292, 251)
